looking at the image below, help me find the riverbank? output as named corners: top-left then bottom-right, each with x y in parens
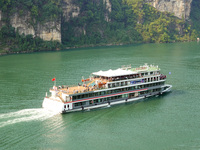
top-left (1, 40), bottom-right (197, 56)
top-left (0, 41), bottom-right (142, 56)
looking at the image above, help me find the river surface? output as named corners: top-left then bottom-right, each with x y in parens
top-left (0, 42), bottom-right (200, 150)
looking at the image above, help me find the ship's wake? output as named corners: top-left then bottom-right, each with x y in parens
top-left (0, 108), bottom-right (59, 128)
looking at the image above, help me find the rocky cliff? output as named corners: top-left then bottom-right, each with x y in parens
top-left (0, 0), bottom-right (194, 43)
top-left (146, 0), bottom-right (193, 20)
top-left (9, 10), bottom-right (61, 42)
top-left (0, 0), bottom-right (112, 43)
top-left (62, 0), bottom-right (80, 22)
top-left (0, 10), bottom-right (4, 28)
top-left (103, 0), bottom-right (112, 22)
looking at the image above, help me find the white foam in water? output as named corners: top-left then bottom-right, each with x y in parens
top-left (0, 108), bottom-right (59, 128)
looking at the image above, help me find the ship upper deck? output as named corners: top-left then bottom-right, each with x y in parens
top-left (51, 64), bottom-right (161, 95)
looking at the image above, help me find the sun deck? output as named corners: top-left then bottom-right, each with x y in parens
top-left (50, 64), bottom-right (161, 95)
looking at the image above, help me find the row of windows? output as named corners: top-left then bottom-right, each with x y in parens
top-left (73, 88), bottom-right (162, 108)
top-left (72, 82), bottom-right (164, 100)
top-left (108, 77), bottom-right (160, 88)
top-left (99, 71), bottom-right (160, 81)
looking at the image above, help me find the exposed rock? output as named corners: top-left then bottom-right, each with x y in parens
top-left (103, 0), bottom-right (112, 22)
top-left (146, 0), bottom-right (193, 20)
top-left (9, 11), bottom-right (61, 42)
top-left (10, 12), bottom-right (35, 36)
top-left (0, 10), bottom-right (4, 28)
top-left (62, 0), bottom-right (80, 21)
top-left (37, 21), bottom-right (61, 42)
top-left (1, 0), bottom-right (112, 42)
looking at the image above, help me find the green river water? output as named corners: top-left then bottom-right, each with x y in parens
top-left (0, 42), bottom-right (200, 150)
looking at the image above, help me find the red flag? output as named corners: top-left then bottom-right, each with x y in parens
top-left (52, 78), bottom-right (56, 81)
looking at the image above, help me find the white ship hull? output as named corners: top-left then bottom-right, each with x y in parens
top-left (42, 85), bottom-right (172, 114)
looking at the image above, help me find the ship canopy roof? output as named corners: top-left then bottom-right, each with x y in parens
top-left (92, 68), bottom-right (135, 77)
top-left (92, 64), bottom-right (160, 78)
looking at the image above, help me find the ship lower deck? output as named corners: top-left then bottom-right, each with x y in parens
top-left (62, 84), bottom-right (172, 113)
top-left (43, 84), bottom-right (172, 114)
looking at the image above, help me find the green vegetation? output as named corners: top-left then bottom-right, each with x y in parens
top-left (0, 0), bottom-right (62, 23)
top-left (0, 25), bottom-right (61, 54)
top-left (0, 0), bottom-right (199, 54)
top-left (62, 0), bottom-right (198, 47)
top-left (190, 0), bottom-right (200, 32)
top-left (0, 0), bottom-right (62, 54)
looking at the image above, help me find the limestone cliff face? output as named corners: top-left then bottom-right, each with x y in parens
top-left (0, 10), bottom-right (2, 28)
top-left (103, 0), bottom-right (112, 22)
top-left (62, 0), bottom-right (80, 21)
top-left (9, 11), bottom-right (61, 42)
top-left (0, 10), bottom-right (5, 28)
top-left (146, 0), bottom-right (193, 20)
top-left (37, 21), bottom-right (61, 42)
top-left (0, 0), bottom-right (112, 42)
top-left (10, 12), bottom-right (35, 36)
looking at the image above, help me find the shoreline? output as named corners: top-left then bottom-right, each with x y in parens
top-left (0, 40), bottom-right (196, 56)
top-left (0, 42), bottom-right (136, 56)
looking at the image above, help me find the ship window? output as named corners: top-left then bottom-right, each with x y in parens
top-left (112, 83), bottom-right (115, 87)
top-left (150, 72), bottom-right (153, 75)
top-left (64, 105), bottom-right (66, 108)
top-left (145, 72), bottom-right (148, 75)
top-left (141, 73), bottom-right (144, 76)
top-left (75, 102), bottom-right (82, 107)
top-left (116, 83), bottom-right (119, 87)
top-left (122, 94), bottom-right (128, 98)
top-left (94, 99), bottom-right (98, 103)
top-left (121, 82), bottom-right (124, 86)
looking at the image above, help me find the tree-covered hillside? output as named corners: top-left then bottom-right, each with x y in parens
top-left (190, 0), bottom-right (200, 32)
top-left (62, 0), bottom-right (198, 47)
top-left (0, 0), bottom-right (199, 54)
top-left (0, 0), bottom-right (62, 54)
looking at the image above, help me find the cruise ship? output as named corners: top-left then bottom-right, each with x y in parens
top-left (42, 64), bottom-right (172, 113)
